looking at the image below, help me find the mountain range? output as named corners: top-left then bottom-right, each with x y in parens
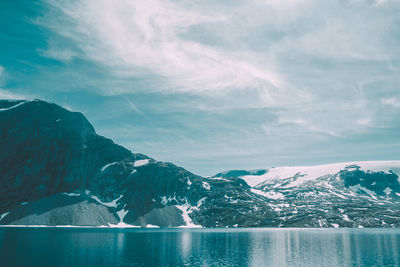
top-left (1, 99), bottom-right (399, 228)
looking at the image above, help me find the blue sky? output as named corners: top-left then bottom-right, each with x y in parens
top-left (1, 0), bottom-right (400, 175)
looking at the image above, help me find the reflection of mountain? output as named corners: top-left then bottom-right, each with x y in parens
top-left (0, 99), bottom-right (399, 227)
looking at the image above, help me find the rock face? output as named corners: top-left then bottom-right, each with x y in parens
top-left (0, 99), bottom-right (400, 228)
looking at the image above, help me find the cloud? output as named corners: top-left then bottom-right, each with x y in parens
top-left (381, 97), bottom-right (400, 108)
top-left (0, 66), bottom-right (30, 100)
top-left (123, 96), bottom-right (150, 120)
top-left (41, 0), bottom-right (283, 99)
top-left (0, 89), bottom-right (28, 100)
top-left (38, 48), bottom-right (77, 62)
top-left (39, 0), bottom-right (400, 140)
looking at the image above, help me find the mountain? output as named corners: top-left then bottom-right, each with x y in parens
top-left (0, 99), bottom-right (399, 228)
top-left (214, 162), bottom-right (400, 227)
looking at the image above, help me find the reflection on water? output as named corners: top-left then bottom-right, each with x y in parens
top-left (0, 228), bottom-right (399, 266)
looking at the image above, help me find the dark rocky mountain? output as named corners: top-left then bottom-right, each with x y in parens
top-left (1, 99), bottom-right (400, 228)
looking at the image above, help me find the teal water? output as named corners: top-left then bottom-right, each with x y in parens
top-left (0, 228), bottom-right (399, 266)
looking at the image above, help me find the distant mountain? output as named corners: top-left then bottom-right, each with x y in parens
top-left (214, 162), bottom-right (400, 227)
top-left (0, 99), bottom-right (399, 228)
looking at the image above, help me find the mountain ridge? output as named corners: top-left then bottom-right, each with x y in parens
top-left (1, 99), bottom-right (399, 228)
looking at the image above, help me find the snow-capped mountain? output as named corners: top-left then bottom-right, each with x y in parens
top-left (0, 99), bottom-right (399, 228)
top-left (214, 162), bottom-right (400, 227)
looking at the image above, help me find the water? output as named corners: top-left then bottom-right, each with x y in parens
top-left (0, 228), bottom-right (399, 267)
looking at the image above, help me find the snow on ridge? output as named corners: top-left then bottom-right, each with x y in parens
top-left (0, 212), bottom-right (10, 221)
top-left (241, 161), bottom-right (400, 188)
top-left (0, 101), bottom-right (27, 112)
top-left (100, 162), bottom-right (118, 172)
top-left (134, 159), bottom-right (150, 167)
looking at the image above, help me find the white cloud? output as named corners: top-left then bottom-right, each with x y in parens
top-left (38, 48), bottom-right (77, 62)
top-left (356, 118), bottom-right (372, 126)
top-left (0, 89), bottom-right (28, 100)
top-left (40, 0), bottom-right (400, 138)
top-left (42, 0), bottom-right (283, 99)
top-left (381, 97), bottom-right (400, 108)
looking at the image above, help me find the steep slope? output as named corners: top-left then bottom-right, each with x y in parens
top-left (0, 100), bottom-right (208, 227)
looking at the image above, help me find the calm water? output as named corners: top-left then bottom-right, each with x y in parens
top-left (0, 228), bottom-right (399, 267)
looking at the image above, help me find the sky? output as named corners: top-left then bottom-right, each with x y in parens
top-left (1, 0), bottom-right (400, 175)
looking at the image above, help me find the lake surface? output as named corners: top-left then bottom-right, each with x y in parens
top-left (0, 228), bottom-right (399, 267)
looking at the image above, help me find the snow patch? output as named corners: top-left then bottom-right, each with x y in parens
top-left (176, 203), bottom-right (202, 228)
top-left (250, 189), bottom-right (284, 199)
top-left (348, 184), bottom-right (377, 200)
top-left (160, 196), bottom-right (168, 205)
top-left (108, 222), bottom-right (140, 228)
top-left (146, 224), bottom-right (160, 228)
top-left (87, 192), bottom-right (123, 208)
top-left (21, 202), bottom-right (28, 205)
top-left (117, 208), bottom-right (128, 221)
top-left (384, 187), bottom-right (392, 195)
top-left (196, 197), bottom-right (207, 209)
top-left (62, 192), bottom-right (81, 197)
top-left (160, 195), bottom-right (177, 205)
top-left (209, 177), bottom-right (231, 182)
top-left (134, 159), bottom-right (150, 167)
top-left (331, 223), bottom-right (339, 228)
top-left (202, 181), bottom-right (211, 190)
top-left (130, 169), bottom-right (137, 175)
top-left (342, 214), bottom-right (352, 222)
top-left (329, 191), bottom-right (348, 200)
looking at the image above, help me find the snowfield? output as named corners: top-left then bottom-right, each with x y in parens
top-left (241, 161), bottom-right (400, 188)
